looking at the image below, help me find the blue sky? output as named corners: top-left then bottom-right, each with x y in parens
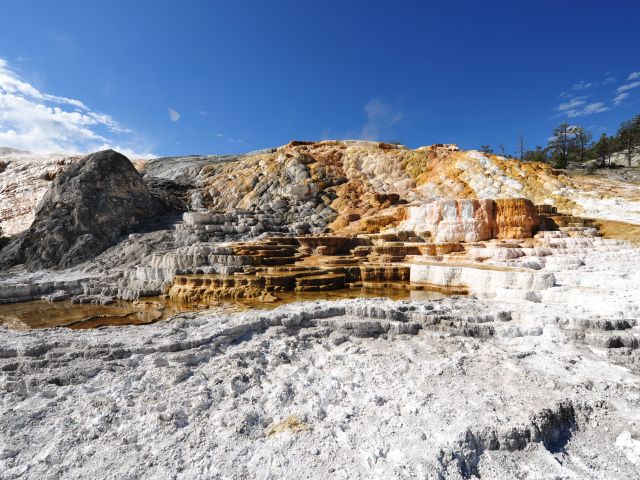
top-left (1, 0), bottom-right (639, 157)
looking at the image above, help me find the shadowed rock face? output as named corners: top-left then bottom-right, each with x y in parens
top-left (0, 150), bottom-right (166, 270)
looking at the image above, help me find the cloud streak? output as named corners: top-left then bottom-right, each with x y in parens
top-left (613, 92), bottom-right (629, 106)
top-left (556, 96), bottom-right (587, 112)
top-left (617, 81), bottom-right (640, 93)
top-left (555, 69), bottom-right (640, 119)
top-left (0, 58), bottom-right (152, 156)
top-left (572, 81), bottom-right (593, 91)
top-left (554, 95), bottom-right (609, 118)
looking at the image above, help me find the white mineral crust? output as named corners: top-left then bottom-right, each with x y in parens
top-left (1, 241), bottom-right (640, 479)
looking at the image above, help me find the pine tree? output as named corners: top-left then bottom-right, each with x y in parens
top-left (594, 133), bottom-right (611, 168)
top-left (480, 144), bottom-right (493, 154)
top-left (548, 123), bottom-right (576, 168)
top-left (617, 115), bottom-right (640, 167)
top-left (572, 126), bottom-right (592, 163)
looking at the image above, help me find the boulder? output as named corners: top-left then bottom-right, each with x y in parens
top-left (0, 150), bottom-right (167, 270)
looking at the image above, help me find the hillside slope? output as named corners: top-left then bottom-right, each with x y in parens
top-left (2, 140), bottom-right (640, 241)
top-left (143, 140), bottom-right (640, 234)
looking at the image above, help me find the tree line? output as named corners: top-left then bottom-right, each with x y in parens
top-left (480, 113), bottom-right (640, 169)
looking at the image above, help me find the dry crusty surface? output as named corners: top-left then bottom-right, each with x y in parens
top-left (4, 141), bottom-right (640, 237)
top-left (2, 227), bottom-right (640, 479)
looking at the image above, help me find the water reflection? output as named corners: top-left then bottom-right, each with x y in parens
top-left (0, 285), bottom-right (449, 330)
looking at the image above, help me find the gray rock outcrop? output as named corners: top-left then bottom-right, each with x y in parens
top-left (0, 150), bottom-right (167, 270)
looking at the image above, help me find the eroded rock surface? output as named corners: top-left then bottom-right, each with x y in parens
top-left (0, 150), bottom-right (169, 270)
top-left (0, 151), bottom-right (80, 235)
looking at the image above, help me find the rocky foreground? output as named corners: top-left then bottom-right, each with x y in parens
top-left (1, 141), bottom-right (640, 478)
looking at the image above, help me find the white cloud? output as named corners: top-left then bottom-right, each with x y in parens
top-left (197, 110), bottom-right (208, 116)
top-left (572, 81), bottom-right (593, 91)
top-left (168, 107), bottom-right (180, 122)
top-left (215, 133), bottom-right (225, 137)
top-left (628, 71), bottom-right (640, 81)
top-left (617, 81), bottom-right (640, 93)
top-left (0, 57), bottom-right (152, 156)
top-left (613, 92), bottom-right (629, 106)
top-left (556, 96), bottom-right (587, 112)
top-left (360, 98), bottom-right (403, 140)
top-left (603, 75), bottom-right (616, 85)
top-left (568, 102), bottom-right (609, 117)
top-left (555, 96), bottom-right (609, 118)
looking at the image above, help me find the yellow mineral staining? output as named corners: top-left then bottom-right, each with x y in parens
top-left (266, 416), bottom-right (310, 437)
top-left (591, 219), bottom-right (640, 243)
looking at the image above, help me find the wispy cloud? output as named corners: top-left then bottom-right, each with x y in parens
top-left (197, 110), bottom-right (208, 116)
top-left (572, 81), bottom-right (593, 91)
top-left (168, 107), bottom-right (180, 122)
top-left (556, 96), bottom-right (587, 112)
top-left (613, 92), bottom-right (629, 106)
top-left (0, 58), bottom-right (152, 156)
top-left (554, 69), bottom-right (640, 119)
top-left (215, 133), bottom-right (225, 137)
top-left (617, 81), bottom-right (640, 93)
top-left (555, 96), bottom-right (609, 118)
top-left (360, 98), bottom-right (403, 140)
top-left (573, 102), bottom-right (609, 117)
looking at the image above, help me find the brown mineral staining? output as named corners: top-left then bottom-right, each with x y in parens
top-left (494, 198), bottom-right (540, 239)
top-left (591, 219), bottom-right (640, 244)
top-left (0, 297), bottom-right (191, 329)
top-left (184, 141), bottom-right (581, 239)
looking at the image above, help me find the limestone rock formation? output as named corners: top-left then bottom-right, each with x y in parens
top-left (398, 198), bottom-right (539, 242)
top-left (0, 151), bottom-right (81, 235)
top-left (0, 150), bottom-right (167, 270)
top-left (135, 141), bottom-right (572, 239)
top-left (2, 141), bottom-right (640, 478)
top-left (495, 198), bottom-right (539, 239)
top-left (399, 199), bottom-right (496, 242)
top-left (5, 140), bottom-right (640, 243)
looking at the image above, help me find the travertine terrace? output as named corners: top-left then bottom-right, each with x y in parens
top-left (1, 141), bottom-right (640, 479)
